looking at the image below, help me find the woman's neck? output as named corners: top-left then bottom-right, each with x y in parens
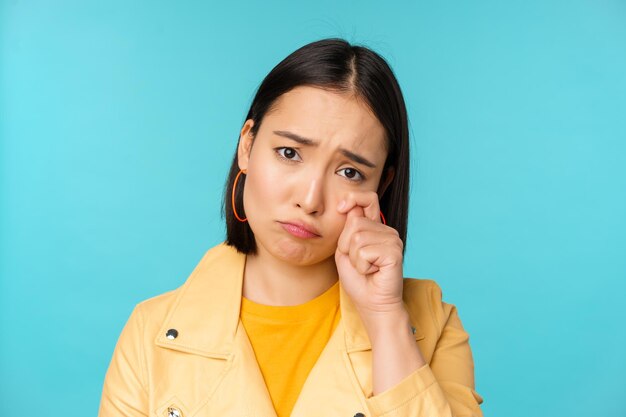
top-left (242, 244), bottom-right (338, 306)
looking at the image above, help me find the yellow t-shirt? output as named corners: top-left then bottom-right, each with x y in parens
top-left (240, 281), bottom-right (341, 417)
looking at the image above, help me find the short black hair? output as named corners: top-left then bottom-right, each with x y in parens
top-left (223, 38), bottom-right (410, 254)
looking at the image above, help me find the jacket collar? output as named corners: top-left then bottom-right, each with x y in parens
top-left (155, 242), bottom-right (423, 358)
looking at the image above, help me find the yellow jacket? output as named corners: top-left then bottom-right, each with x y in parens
top-left (98, 243), bottom-right (484, 417)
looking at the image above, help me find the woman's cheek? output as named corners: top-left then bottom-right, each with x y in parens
top-left (248, 170), bottom-right (276, 207)
top-left (267, 164), bottom-right (290, 185)
top-left (249, 161), bottom-right (285, 200)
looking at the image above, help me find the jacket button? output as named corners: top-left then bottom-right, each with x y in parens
top-left (166, 329), bottom-right (179, 340)
top-left (354, 413), bottom-right (365, 417)
top-left (167, 407), bottom-right (182, 417)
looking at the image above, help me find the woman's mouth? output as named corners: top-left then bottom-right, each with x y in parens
top-left (278, 221), bottom-right (321, 239)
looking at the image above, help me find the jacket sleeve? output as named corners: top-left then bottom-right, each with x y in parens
top-left (364, 282), bottom-right (484, 417)
top-left (98, 304), bottom-right (150, 417)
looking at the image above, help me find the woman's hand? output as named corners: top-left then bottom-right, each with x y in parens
top-left (335, 191), bottom-right (426, 395)
top-left (335, 191), bottom-right (407, 332)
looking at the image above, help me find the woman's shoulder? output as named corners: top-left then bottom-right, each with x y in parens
top-left (402, 277), bottom-right (445, 305)
top-left (401, 278), bottom-right (460, 337)
top-left (131, 243), bottom-right (237, 320)
top-left (136, 287), bottom-right (179, 312)
top-left (127, 287), bottom-right (181, 332)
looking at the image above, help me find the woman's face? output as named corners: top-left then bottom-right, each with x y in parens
top-left (237, 86), bottom-right (392, 266)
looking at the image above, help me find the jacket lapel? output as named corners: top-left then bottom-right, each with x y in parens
top-left (155, 243), bottom-right (244, 358)
top-left (292, 268), bottom-right (426, 416)
top-left (154, 243), bottom-right (277, 417)
top-left (290, 318), bottom-right (370, 417)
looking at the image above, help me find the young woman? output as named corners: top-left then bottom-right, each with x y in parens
top-left (98, 39), bottom-right (484, 417)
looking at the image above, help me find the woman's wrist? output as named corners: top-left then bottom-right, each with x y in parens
top-left (361, 306), bottom-right (414, 345)
top-left (354, 302), bottom-right (407, 336)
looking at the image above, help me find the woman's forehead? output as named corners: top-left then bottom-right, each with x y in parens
top-left (262, 86), bottom-right (387, 155)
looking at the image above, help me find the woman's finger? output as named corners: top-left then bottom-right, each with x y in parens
top-left (350, 242), bottom-right (402, 276)
top-left (337, 191), bottom-right (381, 222)
top-left (345, 229), bottom-right (397, 265)
top-left (337, 209), bottom-right (388, 254)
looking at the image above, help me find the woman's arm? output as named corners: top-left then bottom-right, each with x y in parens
top-left (367, 307), bottom-right (426, 395)
top-left (364, 283), bottom-right (484, 417)
top-left (335, 193), bottom-right (483, 416)
top-left (98, 305), bottom-right (149, 417)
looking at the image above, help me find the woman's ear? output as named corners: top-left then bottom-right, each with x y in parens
top-left (377, 167), bottom-right (395, 198)
top-left (237, 119), bottom-right (255, 171)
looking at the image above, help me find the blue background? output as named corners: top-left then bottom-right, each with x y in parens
top-left (1, 1), bottom-right (625, 415)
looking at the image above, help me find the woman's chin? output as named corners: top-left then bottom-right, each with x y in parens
top-left (270, 237), bottom-right (331, 266)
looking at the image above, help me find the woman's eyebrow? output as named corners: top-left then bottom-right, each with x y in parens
top-left (274, 130), bottom-right (316, 145)
top-left (273, 130), bottom-right (376, 168)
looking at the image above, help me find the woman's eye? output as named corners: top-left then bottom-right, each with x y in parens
top-left (337, 167), bottom-right (364, 182)
top-left (276, 147), bottom-right (301, 161)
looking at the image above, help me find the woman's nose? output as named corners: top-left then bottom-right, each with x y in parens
top-left (295, 177), bottom-right (325, 215)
